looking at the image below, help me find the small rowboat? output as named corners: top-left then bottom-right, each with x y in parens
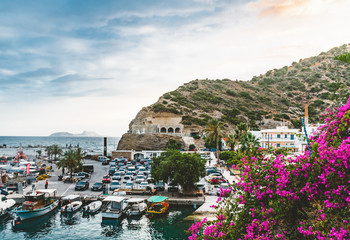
top-left (83, 201), bottom-right (102, 214)
top-left (61, 201), bottom-right (82, 214)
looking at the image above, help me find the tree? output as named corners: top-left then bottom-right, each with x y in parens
top-left (225, 134), bottom-right (236, 151)
top-left (166, 139), bottom-right (183, 150)
top-left (240, 132), bottom-right (260, 154)
top-left (45, 146), bottom-right (53, 160)
top-left (51, 145), bottom-right (62, 162)
top-left (205, 119), bottom-right (225, 161)
top-left (57, 149), bottom-right (84, 178)
top-left (151, 150), bottom-right (205, 191)
top-left (36, 150), bottom-right (42, 158)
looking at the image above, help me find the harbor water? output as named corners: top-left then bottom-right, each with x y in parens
top-left (0, 136), bottom-right (120, 157)
top-left (0, 206), bottom-right (194, 240)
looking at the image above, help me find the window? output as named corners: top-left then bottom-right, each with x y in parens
top-left (291, 134), bottom-right (294, 140)
top-left (277, 144), bottom-right (280, 147)
top-left (277, 134), bottom-right (280, 138)
top-left (285, 134), bottom-right (287, 138)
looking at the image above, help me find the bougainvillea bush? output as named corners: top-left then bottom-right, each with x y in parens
top-left (189, 97), bottom-right (350, 239)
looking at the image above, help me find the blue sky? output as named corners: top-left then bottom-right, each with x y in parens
top-left (0, 0), bottom-right (349, 136)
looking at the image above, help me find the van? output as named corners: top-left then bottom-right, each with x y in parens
top-left (98, 156), bottom-right (109, 162)
top-left (83, 164), bottom-right (94, 173)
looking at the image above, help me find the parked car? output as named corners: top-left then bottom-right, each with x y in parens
top-left (195, 183), bottom-right (206, 193)
top-left (205, 172), bottom-right (223, 181)
top-left (102, 175), bottom-right (111, 183)
top-left (168, 182), bottom-right (179, 192)
top-left (91, 182), bottom-right (103, 191)
top-left (217, 183), bottom-right (231, 197)
top-left (112, 172), bottom-right (122, 181)
top-left (124, 181), bottom-right (134, 190)
top-left (123, 175), bottom-right (133, 183)
top-left (73, 172), bottom-right (90, 179)
top-left (108, 168), bottom-right (116, 176)
top-left (135, 174), bottom-right (145, 183)
top-left (154, 181), bottom-right (165, 191)
top-left (208, 176), bottom-right (227, 184)
top-left (109, 181), bottom-right (121, 191)
top-left (140, 181), bottom-right (149, 190)
top-left (75, 181), bottom-right (89, 191)
top-left (102, 159), bottom-right (109, 165)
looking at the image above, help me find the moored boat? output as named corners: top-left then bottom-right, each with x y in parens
top-left (102, 196), bottom-right (128, 220)
top-left (83, 200), bottom-right (102, 214)
top-left (0, 196), bottom-right (16, 218)
top-left (60, 201), bottom-right (82, 214)
top-left (13, 189), bottom-right (58, 220)
top-left (146, 196), bottom-right (169, 218)
top-left (126, 198), bottom-right (146, 217)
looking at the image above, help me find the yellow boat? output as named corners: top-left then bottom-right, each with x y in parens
top-left (146, 196), bottom-right (169, 218)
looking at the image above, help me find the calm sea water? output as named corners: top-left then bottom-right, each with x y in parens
top-left (0, 206), bottom-right (194, 240)
top-left (0, 136), bottom-right (120, 157)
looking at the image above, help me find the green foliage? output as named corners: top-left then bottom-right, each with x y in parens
top-left (182, 116), bottom-right (208, 126)
top-left (188, 144), bottom-right (196, 151)
top-left (291, 119), bottom-right (302, 129)
top-left (57, 148), bottom-right (85, 178)
top-left (151, 150), bottom-right (205, 191)
top-left (219, 151), bottom-right (235, 161)
top-left (192, 90), bottom-right (223, 105)
top-left (165, 139), bottom-right (183, 150)
top-left (238, 91), bottom-right (253, 100)
top-left (226, 89), bottom-right (236, 97)
top-left (334, 51), bottom-right (350, 64)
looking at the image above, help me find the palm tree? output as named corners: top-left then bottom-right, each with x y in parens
top-left (45, 146), bottom-right (53, 160)
top-left (51, 145), bottom-right (63, 162)
top-left (36, 150), bottom-right (42, 158)
top-left (240, 132), bottom-right (260, 154)
top-left (57, 149), bottom-right (83, 178)
top-left (225, 134), bottom-right (236, 151)
top-left (205, 118), bottom-right (225, 161)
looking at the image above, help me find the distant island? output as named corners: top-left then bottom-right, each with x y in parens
top-left (49, 131), bottom-right (102, 137)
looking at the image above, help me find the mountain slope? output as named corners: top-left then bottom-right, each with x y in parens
top-left (127, 44), bottom-right (350, 139)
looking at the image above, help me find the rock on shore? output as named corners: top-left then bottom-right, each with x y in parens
top-left (117, 133), bottom-right (185, 151)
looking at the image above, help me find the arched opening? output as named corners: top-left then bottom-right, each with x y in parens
top-left (134, 153), bottom-right (144, 161)
top-left (175, 127), bottom-right (180, 133)
top-left (160, 127), bottom-right (167, 133)
top-left (168, 127), bottom-right (174, 133)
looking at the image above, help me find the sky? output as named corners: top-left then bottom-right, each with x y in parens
top-left (0, 0), bottom-right (349, 137)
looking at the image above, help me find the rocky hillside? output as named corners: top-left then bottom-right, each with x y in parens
top-left (118, 44), bottom-right (350, 150)
top-left (137, 44), bottom-right (350, 131)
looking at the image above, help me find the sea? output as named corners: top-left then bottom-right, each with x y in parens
top-left (0, 206), bottom-right (194, 240)
top-left (0, 136), bottom-right (120, 158)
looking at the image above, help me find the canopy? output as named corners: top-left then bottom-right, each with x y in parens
top-left (127, 198), bottom-right (145, 203)
top-left (103, 196), bottom-right (126, 202)
top-left (35, 189), bottom-right (57, 195)
top-left (147, 196), bottom-right (168, 203)
top-left (62, 194), bottom-right (80, 200)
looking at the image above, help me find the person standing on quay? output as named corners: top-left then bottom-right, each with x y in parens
top-left (45, 180), bottom-right (48, 189)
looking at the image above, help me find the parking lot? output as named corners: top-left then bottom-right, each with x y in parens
top-left (28, 156), bottom-right (236, 198)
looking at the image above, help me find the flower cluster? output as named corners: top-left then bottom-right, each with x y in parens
top-left (189, 96), bottom-right (350, 239)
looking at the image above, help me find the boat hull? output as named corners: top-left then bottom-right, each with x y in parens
top-left (102, 211), bottom-right (123, 219)
top-left (13, 200), bottom-right (58, 220)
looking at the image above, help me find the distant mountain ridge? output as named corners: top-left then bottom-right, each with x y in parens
top-left (49, 131), bottom-right (101, 137)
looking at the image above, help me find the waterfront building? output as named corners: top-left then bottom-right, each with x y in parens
top-left (260, 126), bottom-right (301, 152)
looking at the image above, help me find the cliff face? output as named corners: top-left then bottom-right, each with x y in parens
top-left (117, 44), bottom-right (350, 150)
top-left (117, 133), bottom-right (185, 151)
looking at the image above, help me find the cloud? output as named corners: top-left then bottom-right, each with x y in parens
top-left (249, 0), bottom-right (330, 17)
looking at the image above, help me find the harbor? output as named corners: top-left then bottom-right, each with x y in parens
top-left (0, 141), bottom-right (236, 240)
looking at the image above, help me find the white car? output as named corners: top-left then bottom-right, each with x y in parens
top-left (135, 175), bottom-right (145, 183)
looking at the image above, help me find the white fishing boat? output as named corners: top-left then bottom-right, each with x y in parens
top-left (102, 196), bottom-right (128, 220)
top-left (61, 201), bottom-right (82, 214)
top-left (60, 194), bottom-right (81, 207)
top-left (0, 196), bottom-right (16, 218)
top-left (126, 198), bottom-right (146, 217)
top-left (83, 200), bottom-right (102, 214)
top-left (13, 189), bottom-right (58, 220)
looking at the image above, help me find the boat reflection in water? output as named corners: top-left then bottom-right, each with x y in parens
top-left (12, 208), bottom-right (57, 234)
